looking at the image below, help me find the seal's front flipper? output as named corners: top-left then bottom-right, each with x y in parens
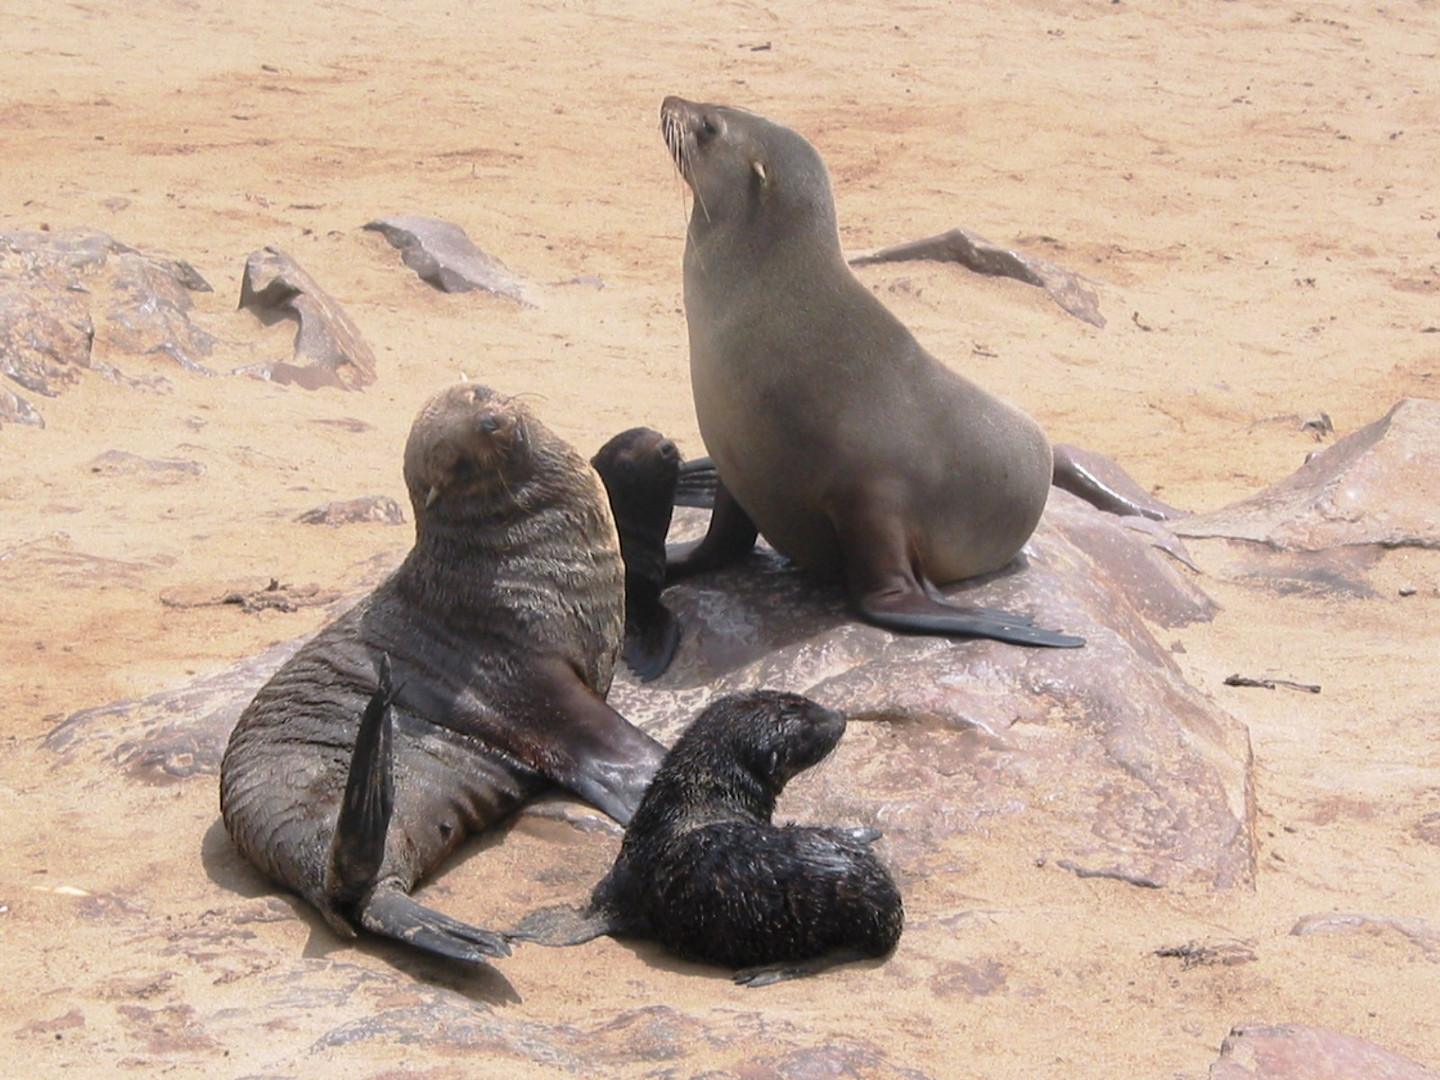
top-left (512, 657), bottom-right (667, 825)
top-left (509, 903), bottom-right (617, 947)
top-left (359, 884), bottom-right (512, 963)
top-left (623, 597), bottom-right (681, 681)
top-left (326, 654), bottom-right (399, 906)
top-left (666, 480), bottom-right (758, 582)
top-left (733, 947), bottom-right (874, 987)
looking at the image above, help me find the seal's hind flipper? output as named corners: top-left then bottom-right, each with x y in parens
top-left (1052, 444), bottom-right (1184, 522)
top-left (509, 903), bottom-right (618, 947)
top-left (623, 599), bottom-right (681, 682)
top-left (326, 654), bottom-right (399, 905)
top-left (733, 947), bottom-right (874, 987)
top-left (859, 599), bottom-right (1085, 648)
top-left (326, 656), bottom-right (510, 965)
top-left (360, 884), bottom-right (512, 962)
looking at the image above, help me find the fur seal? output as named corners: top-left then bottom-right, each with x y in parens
top-left (659, 96), bottom-right (1083, 649)
top-left (591, 427), bottom-right (683, 681)
top-left (514, 689), bottom-right (904, 986)
top-left (219, 383), bottom-right (666, 964)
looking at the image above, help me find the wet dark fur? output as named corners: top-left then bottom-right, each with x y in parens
top-left (591, 427), bottom-right (682, 680)
top-left (518, 690), bottom-right (903, 985)
top-left (219, 383), bottom-right (665, 965)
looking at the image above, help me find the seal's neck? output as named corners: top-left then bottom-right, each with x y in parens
top-left (390, 455), bottom-right (615, 628)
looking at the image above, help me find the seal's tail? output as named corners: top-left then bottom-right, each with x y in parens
top-left (326, 653), bottom-right (512, 964)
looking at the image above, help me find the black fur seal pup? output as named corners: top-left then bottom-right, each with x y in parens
top-left (659, 95), bottom-right (1083, 649)
top-left (219, 383), bottom-right (667, 965)
top-left (591, 427), bottom-right (683, 682)
top-left (514, 690), bottom-right (904, 986)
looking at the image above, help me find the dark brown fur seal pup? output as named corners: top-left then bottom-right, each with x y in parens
top-left (220, 383), bottom-right (666, 965)
top-left (659, 96), bottom-right (1083, 649)
top-left (591, 427), bottom-right (682, 681)
top-left (514, 690), bottom-right (904, 986)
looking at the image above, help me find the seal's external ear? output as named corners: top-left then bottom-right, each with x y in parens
top-left (752, 159), bottom-right (768, 186)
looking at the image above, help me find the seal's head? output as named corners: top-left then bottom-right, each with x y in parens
top-left (591, 427), bottom-right (681, 509)
top-left (660, 96), bottom-right (838, 250)
top-left (402, 382), bottom-right (535, 524)
top-left (682, 690), bottom-right (847, 795)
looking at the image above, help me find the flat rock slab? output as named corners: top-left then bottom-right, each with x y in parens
top-left (1209, 1023), bottom-right (1438, 1079)
top-left (1176, 398), bottom-right (1440, 551)
top-left (0, 227), bottom-right (216, 424)
top-left (295, 494), bottom-right (406, 526)
top-left (850, 226), bottom-right (1106, 327)
top-left (47, 639), bottom-right (307, 783)
top-left (37, 489), bottom-right (1253, 1075)
top-left (237, 247), bottom-right (377, 390)
top-left (611, 491), bottom-right (1250, 890)
top-left (49, 489), bottom-right (1252, 891)
top-left (364, 215), bottom-right (539, 306)
top-left (86, 449), bottom-right (205, 482)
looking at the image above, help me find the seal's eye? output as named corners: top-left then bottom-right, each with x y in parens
top-left (697, 118), bottom-right (719, 144)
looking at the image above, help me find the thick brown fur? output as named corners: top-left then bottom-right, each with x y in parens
top-left (220, 383), bottom-right (665, 965)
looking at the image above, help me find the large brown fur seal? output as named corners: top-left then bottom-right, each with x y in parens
top-left (514, 690), bottom-right (904, 986)
top-left (219, 383), bottom-right (666, 964)
top-left (660, 96), bottom-right (1083, 649)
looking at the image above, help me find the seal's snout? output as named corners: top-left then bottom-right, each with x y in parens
top-left (471, 406), bottom-right (521, 455)
top-left (661, 96), bottom-right (714, 183)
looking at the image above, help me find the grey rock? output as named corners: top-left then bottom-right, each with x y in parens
top-left (850, 226), bottom-right (1105, 327)
top-left (1209, 1022), bottom-right (1438, 1079)
top-left (1176, 398), bottom-right (1440, 552)
top-left (0, 227), bottom-right (215, 424)
top-left (364, 215), bottom-right (538, 306)
top-left (48, 489), bottom-right (1251, 892)
top-left (610, 491), bottom-right (1249, 890)
top-left (237, 247), bottom-right (377, 390)
top-left (295, 495), bottom-right (406, 526)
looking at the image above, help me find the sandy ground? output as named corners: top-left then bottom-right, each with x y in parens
top-left (2, 1), bottom-right (1439, 1076)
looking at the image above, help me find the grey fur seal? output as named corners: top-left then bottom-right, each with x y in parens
top-left (219, 383), bottom-right (666, 964)
top-left (591, 427), bottom-right (683, 682)
top-left (514, 689), bottom-right (904, 986)
top-left (659, 96), bottom-right (1083, 649)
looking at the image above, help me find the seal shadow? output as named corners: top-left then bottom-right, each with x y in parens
top-left (199, 816), bottom-right (522, 1004)
top-left (201, 815), bottom-right (278, 899)
top-left (582, 933), bottom-right (893, 987)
